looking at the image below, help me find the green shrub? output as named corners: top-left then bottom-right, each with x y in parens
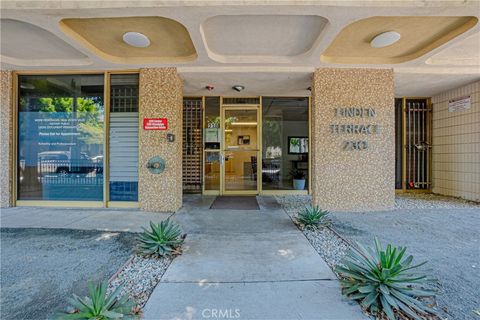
top-left (58, 281), bottom-right (134, 320)
top-left (136, 219), bottom-right (184, 257)
top-left (296, 205), bottom-right (330, 227)
top-left (335, 237), bottom-right (437, 320)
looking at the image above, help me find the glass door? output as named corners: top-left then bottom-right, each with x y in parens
top-left (222, 107), bottom-right (260, 194)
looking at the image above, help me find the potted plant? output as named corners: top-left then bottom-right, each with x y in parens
top-left (290, 168), bottom-right (306, 190)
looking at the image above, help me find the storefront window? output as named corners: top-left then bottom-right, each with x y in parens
top-left (17, 74), bottom-right (105, 201)
top-left (262, 97), bottom-right (309, 190)
top-left (109, 74), bottom-right (139, 201)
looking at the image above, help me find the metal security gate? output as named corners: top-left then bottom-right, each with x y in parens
top-left (405, 98), bottom-right (432, 190)
top-left (182, 98), bottom-right (203, 193)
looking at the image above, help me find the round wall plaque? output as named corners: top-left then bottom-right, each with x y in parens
top-left (146, 156), bottom-right (166, 174)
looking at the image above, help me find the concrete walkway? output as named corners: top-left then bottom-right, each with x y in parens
top-left (0, 206), bottom-right (171, 232)
top-left (143, 196), bottom-right (365, 320)
top-left (1, 196), bottom-right (366, 319)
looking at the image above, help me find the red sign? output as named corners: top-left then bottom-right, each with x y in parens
top-left (143, 118), bottom-right (168, 130)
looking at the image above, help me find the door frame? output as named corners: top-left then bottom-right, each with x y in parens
top-left (221, 103), bottom-right (261, 195)
top-left (200, 96), bottom-right (311, 196)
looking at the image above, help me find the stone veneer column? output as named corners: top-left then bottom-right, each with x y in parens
top-left (0, 71), bottom-right (13, 208)
top-left (311, 68), bottom-right (395, 211)
top-left (138, 68), bottom-right (182, 212)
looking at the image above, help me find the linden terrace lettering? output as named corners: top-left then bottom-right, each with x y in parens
top-left (335, 108), bottom-right (376, 118)
top-left (330, 108), bottom-right (380, 134)
top-left (330, 124), bottom-right (381, 134)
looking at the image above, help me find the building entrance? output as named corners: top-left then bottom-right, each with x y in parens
top-left (222, 105), bottom-right (260, 195)
top-left (183, 96), bottom-right (310, 196)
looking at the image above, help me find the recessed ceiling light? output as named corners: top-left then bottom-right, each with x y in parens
top-left (122, 32), bottom-right (150, 48)
top-left (232, 85), bottom-right (245, 92)
top-left (370, 31), bottom-right (401, 48)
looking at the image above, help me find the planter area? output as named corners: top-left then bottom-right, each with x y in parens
top-left (276, 194), bottom-right (480, 320)
top-left (108, 255), bottom-right (173, 309)
top-left (55, 219), bottom-right (186, 319)
top-left (275, 196), bottom-right (350, 269)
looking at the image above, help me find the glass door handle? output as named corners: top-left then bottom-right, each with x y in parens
top-left (220, 154), bottom-right (225, 165)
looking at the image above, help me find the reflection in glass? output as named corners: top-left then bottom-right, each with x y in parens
top-left (224, 151), bottom-right (258, 191)
top-left (203, 97), bottom-right (221, 192)
top-left (204, 97), bottom-right (220, 150)
top-left (17, 74), bottom-right (104, 200)
top-left (262, 97), bottom-right (309, 190)
top-left (224, 109), bottom-right (257, 150)
top-left (204, 151), bottom-right (220, 190)
top-left (224, 109), bottom-right (258, 191)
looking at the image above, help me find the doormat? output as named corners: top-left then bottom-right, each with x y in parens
top-left (210, 196), bottom-right (259, 210)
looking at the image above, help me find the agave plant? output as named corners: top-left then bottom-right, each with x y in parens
top-left (58, 281), bottom-right (134, 320)
top-left (335, 237), bottom-right (437, 320)
top-left (136, 219), bottom-right (184, 257)
top-left (296, 205), bottom-right (330, 227)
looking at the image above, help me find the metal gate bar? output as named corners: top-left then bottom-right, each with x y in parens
top-left (405, 99), bottom-right (431, 189)
top-left (182, 98), bottom-right (203, 193)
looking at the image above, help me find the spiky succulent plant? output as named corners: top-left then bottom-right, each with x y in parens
top-left (296, 205), bottom-right (330, 227)
top-left (136, 219), bottom-right (184, 257)
top-left (58, 281), bottom-right (134, 320)
top-left (335, 237), bottom-right (437, 320)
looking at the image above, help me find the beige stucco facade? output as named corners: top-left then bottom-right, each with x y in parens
top-left (1, 67), bottom-right (478, 210)
top-left (311, 68), bottom-right (396, 211)
top-left (0, 71), bottom-right (13, 208)
top-left (431, 81), bottom-right (480, 202)
top-left (138, 68), bottom-right (183, 212)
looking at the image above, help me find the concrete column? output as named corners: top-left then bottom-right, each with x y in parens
top-left (311, 68), bottom-right (395, 211)
top-left (138, 68), bottom-right (183, 212)
top-left (0, 71), bottom-right (13, 208)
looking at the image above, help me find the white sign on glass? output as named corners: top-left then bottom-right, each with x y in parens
top-left (205, 128), bottom-right (220, 143)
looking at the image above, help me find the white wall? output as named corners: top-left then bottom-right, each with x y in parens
top-left (431, 81), bottom-right (480, 202)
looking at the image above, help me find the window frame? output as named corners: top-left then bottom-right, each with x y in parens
top-left (13, 70), bottom-right (140, 208)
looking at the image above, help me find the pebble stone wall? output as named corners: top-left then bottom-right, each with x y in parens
top-left (0, 71), bottom-right (13, 208)
top-left (138, 68), bottom-right (183, 212)
top-left (311, 68), bottom-right (395, 211)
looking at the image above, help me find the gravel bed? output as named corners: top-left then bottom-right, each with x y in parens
top-left (395, 193), bottom-right (480, 209)
top-left (275, 195), bottom-right (349, 269)
top-left (276, 194), bottom-right (480, 269)
top-left (0, 228), bottom-right (135, 319)
top-left (108, 254), bottom-right (173, 308)
top-left (277, 194), bottom-right (478, 320)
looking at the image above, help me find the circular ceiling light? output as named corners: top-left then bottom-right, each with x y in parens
top-left (122, 32), bottom-right (150, 48)
top-left (370, 31), bottom-right (401, 48)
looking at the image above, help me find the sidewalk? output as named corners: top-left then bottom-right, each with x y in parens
top-left (1, 197), bottom-right (366, 319)
top-left (0, 206), bottom-right (171, 232)
top-left (143, 196), bottom-right (365, 320)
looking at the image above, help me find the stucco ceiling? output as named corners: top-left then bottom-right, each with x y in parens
top-left (426, 31), bottom-right (480, 66)
top-left (60, 16), bottom-right (197, 64)
top-left (182, 70), bottom-right (312, 97)
top-left (0, 19), bottom-right (90, 66)
top-left (321, 16), bottom-right (478, 64)
top-left (1, 0), bottom-right (479, 97)
top-left (201, 15), bottom-right (328, 63)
